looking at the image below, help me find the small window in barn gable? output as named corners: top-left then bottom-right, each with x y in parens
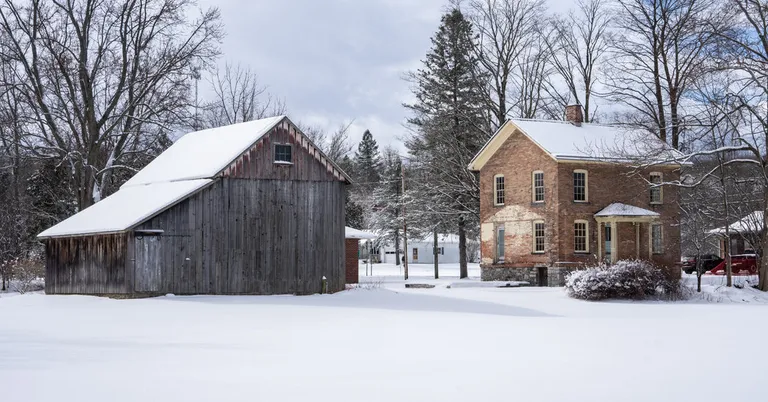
top-left (274, 144), bottom-right (292, 164)
top-left (494, 174), bottom-right (505, 206)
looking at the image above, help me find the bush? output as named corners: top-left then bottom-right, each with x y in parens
top-left (565, 260), bottom-right (680, 301)
top-left (7, 257), bottom-right (45, 294)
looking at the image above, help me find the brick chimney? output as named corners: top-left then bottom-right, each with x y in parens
top-left (565, 105), bottom-right (584, 126)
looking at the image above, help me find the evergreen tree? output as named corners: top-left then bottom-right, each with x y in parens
top-left (370, 147), bottom-right (403, 265)
top-left (404, 8), bottom-right (489, 278)
top-left (354, 130), bottom-right (381, 191)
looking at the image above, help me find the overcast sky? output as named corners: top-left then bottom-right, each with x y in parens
top-left (198, 0), bottom-right (575, 153)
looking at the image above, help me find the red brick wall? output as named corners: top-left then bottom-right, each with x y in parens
top-left (345, 239), bottom-right (359, 284)
top-left (478, 130), bottom-right (559, 267)
top-left (478, 127), bottom-right (681, 275)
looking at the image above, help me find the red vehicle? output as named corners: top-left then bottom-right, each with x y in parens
top-left (708, 254), bottom-right (758, 276)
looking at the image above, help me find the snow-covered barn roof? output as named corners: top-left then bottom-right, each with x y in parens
top-left (595, 203), bottom-right (660, 218)
top-left (38, 179), bottom-right (212, 238)
top-left (123, 116), bottom-right (285, 186)
top-left (709, 211), bottom-right (764, 235)
top-left (345, 227), bottom-right (377, 239)
top-left (39, 115), bottom-right (351, 239)
top-left (468, 118), bottom-right (681, 170)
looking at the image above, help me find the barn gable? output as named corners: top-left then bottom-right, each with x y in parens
top-left (221, 117), bottom-right (350, 182)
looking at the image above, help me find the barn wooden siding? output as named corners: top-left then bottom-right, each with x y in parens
top-left (45, 233), bottom-right (133, 294)
top-left (133, 178), bottom-right (346, 295)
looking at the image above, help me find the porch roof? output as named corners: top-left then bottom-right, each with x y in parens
top-left (594, 203), bottom-right (660, 221)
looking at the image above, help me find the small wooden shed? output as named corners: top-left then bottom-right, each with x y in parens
top-left (344, 227), bottom-right (377, 284)
top-left (38, 116), bottom-right (352, 296)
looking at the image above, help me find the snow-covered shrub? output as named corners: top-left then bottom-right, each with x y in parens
top-left (565, 260), bottom-right (680, 301)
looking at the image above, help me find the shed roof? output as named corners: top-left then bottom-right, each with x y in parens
top-left (38, 179), bottom-right (212, 238)
top-left (595, 203), bottom-right (660, 217)
top-left (468, 118), bottom-right (681, 170)
top-left (709, 211), bottom-right (764, 235)
top-left (345, 227), bottom-right (377, 239)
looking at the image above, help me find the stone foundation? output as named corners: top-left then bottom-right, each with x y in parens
top-left (481, 265), bottom-right (580, 287)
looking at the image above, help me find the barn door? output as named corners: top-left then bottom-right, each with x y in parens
top-left (134, 235), bottom-right (162, 293)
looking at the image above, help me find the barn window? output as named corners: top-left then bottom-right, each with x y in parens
top-left (274, 144), bottom-right (292, 163)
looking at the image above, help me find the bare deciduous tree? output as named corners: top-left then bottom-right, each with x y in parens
top-left (0, 0), bottom-right (223, 209)
top-left (203, 62), bottom-right (286, 128)
top-left (544, 0), bottom-right (609, 122)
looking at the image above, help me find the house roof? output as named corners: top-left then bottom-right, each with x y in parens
top-left (345, 227), bottom-right (378, 240)
top-left (468, 118), bottom-right (681, 170)
top-left (123, 116), bottom-right (285, 187)
top-left (709, 211), bottom-right (764, 235)
top-left (594, 203), bottom-right (660, 218)
top-left (38, 179), bottom-right (212, 238)
top-left (39, 115), bottom-right (352, 239)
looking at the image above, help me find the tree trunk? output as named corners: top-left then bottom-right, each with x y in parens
top-left (434, 230), bottom-right (439, 279)
top-left (760, 199), bottom-right (768, 291)
top-left (458, 216), bottom-right (467, 279)
top-left (394, 229), bottom-right (400, 266)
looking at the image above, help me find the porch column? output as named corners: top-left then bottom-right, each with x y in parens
top-left (611, 219), bottom-right (618, 263)
top-left (596, 220), bottom-right (602, 262)
top-left (636, 223), bottom-right (640, 259)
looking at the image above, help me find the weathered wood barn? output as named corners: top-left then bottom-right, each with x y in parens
top-left (38, 116), bottom-right (351, 296)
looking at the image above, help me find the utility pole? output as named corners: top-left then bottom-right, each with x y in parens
top-left (433, 230), bottom-right (439, 279)
top-left (402, 163), bottom-right (408, 280)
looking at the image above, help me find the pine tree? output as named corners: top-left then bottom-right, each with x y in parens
top-left (370, 147), bottom-right (404, 265)
top-left (404, 8), bottom-right (489, 278)
top-left (354, 130), bottom-right (381, 191)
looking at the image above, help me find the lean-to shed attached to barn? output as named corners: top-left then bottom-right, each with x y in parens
top-left (38, 116), bottom-right (351, 296)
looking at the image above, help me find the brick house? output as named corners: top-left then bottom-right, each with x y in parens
top-left (468, 106), bottom-right (681, 286)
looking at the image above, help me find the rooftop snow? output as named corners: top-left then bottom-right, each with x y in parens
top-left (122, 116), bottom-right (284, 187)
top-left (511, 119), bottom-right (672, 161)
top-left (345, 227), bottom-right (378, 239)
top-left (594, 203), bottom-right (660, 217)
top-left (38, 179), bottom-right (212, 238)
top-left (709, 211), bottom-right (764, 235)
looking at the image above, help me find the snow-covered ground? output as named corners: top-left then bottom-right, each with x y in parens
top-left (1, 262), bottom-right (767, 402)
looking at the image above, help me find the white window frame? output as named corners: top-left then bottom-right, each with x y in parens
top-left (532, 220), bottom-right (545, 254)
top-left (650, 172), bottom-right (663, 204)
top-left (274, 143), bottom-right (293, 164)
top-left (494, 174), bottom-right (505, 206)
top-left (532, 171), bottom-right (545, 203)
top-left (651, 224), bottom-right (663, 254)
top-left (573, 169), bottom-right (588, 202)
top-left (574, 220), bottom-right (589, 253)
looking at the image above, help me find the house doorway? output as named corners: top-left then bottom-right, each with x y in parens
top-left (537, 266), bottom-right (548, 287)
top-left (604, 223), bottom-right (612, 261)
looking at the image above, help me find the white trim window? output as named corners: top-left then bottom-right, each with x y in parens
top-left (573, 170), bottom-right (588, 202)
top-left (574, 220), bottom-right (589, 252)
top-left (650, 172), bottom-right (663, 204)
top-left (532, 171), bottom-right (545, 203)
top-left (494, 174), bottom-right (505, 206)
top-left (533, 220), bottom-right (545, 253)
top-left (651, 224), bottom-right (663, 254)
